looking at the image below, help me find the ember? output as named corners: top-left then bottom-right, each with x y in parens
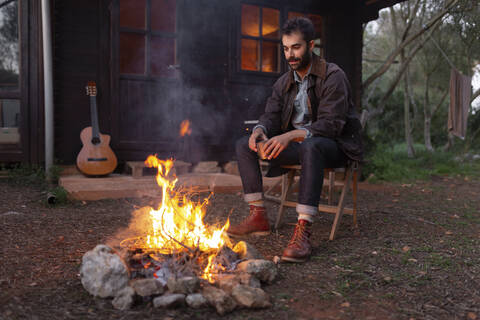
top-left (179, 119), bottom-right (192, 137)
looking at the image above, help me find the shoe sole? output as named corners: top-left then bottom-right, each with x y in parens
top-left (227, 231), bottom-right (270, 238)
top-left (281, 256), bottom-right (308, 263)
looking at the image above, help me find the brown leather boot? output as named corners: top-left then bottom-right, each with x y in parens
top-left (227, 205), bottom-right (270, 237)
top-left (281, 219), bottom-right (312, 263)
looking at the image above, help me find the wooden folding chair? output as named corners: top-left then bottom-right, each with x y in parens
top-left (264, 162), bottom-right (359, 240)
top-left (264, 110), bottom-right (367, 240)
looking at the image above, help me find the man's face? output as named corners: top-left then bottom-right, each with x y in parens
top-left (282, 31), bottom-right (313, 72)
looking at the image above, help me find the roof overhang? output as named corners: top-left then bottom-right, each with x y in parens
top-left (362, 0), bottom-right (408, 23)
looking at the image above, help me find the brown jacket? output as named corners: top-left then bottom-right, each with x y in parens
top-left (258, 54), bottom-right (364, 162)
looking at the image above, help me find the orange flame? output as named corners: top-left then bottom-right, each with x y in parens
top-left (144, 154), bottom-right (231, 282)
top-left (179, 120), bottom-right (192, 137)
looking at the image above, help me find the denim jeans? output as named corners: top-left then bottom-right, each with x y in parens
top-left (235, 135), bottom-right (347, 216)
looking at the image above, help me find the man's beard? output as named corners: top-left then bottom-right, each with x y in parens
top-left (288, 50), bottom-right (312, 71)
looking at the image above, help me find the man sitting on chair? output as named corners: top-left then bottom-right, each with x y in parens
top-left (228, 17), bottom-right (364, 263)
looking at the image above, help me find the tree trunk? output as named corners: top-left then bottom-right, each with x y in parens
top-left (362, 0), bottom-right (459, 92)
top-left (443, 133), bottom-right (455, 151)
top-left (423, 75), bottom-right (434, 152)
top-left (403, 63), bottom-right (415, 158)
top-left (365, 20), bottom-right (443, 120)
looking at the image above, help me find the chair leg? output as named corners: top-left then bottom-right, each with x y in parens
top-left (275, 169), bottom-right (295, 230)
top-left (329, 167), bottom-right (352, 240)
top-left (328, 170), bottom-right (335, 205)
top-left (352, 170), bottom-right (358, 229)
top-left (264, 178), bottom-right (283, 203)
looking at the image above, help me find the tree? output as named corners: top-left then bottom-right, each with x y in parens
top-left (362, 0), bottom-right (480, 154)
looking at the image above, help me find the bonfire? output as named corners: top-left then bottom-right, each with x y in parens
top-left (80, 120), bottom-right (276, 314)
top-left (120, 155), bottom-right (235, 284)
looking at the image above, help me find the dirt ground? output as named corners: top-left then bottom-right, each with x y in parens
top-left (1, 175), bottom-right (479, 320)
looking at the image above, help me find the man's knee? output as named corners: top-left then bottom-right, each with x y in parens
top-left (299, 137), bottom-right (335, 156)
top-left (235, 135), bottom-right (251, 155)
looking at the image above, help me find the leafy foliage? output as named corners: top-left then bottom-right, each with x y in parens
top-left (363, 0), bottom-right (480, 162)
top-left (363, 142), bottom-right (480, 182)
top-left (2, 163), bottom-right (69, 206)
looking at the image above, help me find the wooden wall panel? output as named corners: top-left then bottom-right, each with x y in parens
top-left (53, 0), bottom-right (101, 164)
top-left (50, 0), bottom-right (368, 164)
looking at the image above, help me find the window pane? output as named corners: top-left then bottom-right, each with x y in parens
top-left (241, 39), bottom-right (259, 71)
top-left (151, 36), bottom-right (176, 77)
top-left (262, 41), bottom-right (279, 73)
top-left (119, 33), bottom-right (146, 74)
top-left (151, 0), bottom-right (176, 33)
top-left (308, 14), bottom-right (323, 37)
top-left (287, 12), bottom-right (302, 20)
top-left (120, 0), bottom-right (146, 29)
top-left (241, 4), bottom-right (259, 37)
top-left (0, 0), bottom-right (19, 87)
top-left (262, 8), bottom-right (279, 39)
top-left (0, 99), bottom-right (20, 144)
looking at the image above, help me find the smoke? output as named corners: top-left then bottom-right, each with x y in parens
top-left (106, 206), bottom-right (154, 257)
top-left (117, 2), bottom-right (276, 164)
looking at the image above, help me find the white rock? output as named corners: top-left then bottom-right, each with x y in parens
top-left (231, 284), bottom-right (271, 308)
top-left (222, 161), bottom-right (239, 175)
top-left (216, 274), bottom-right (240, 293)
top-left (172, 160), bottom-right (192, 176)
top-left (153, 293), bottom-right (186, 308)
top-left (202, 285), bottom-right (237, 315)
top-left (193, 161), bottom-right (221, 173)
top-left (239, 273), bottom-right (261, 288)
top-left (186, 293), bottom-right (208, 309)
top-left (112, 286), bottom-right (135, 310)
top-left (235, 259), bottom-right (277, 284)
top-left (130, 278), bottom-right (164, 297)
top-left (80, 245), bottom-right (129, 298)
top-left (167, 276), bottom-right (200, 294)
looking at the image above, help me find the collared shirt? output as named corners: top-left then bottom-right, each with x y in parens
top-left (291, 65), bottom-right (313, 138)
top-left (253, 64), bottom-right (313, 139)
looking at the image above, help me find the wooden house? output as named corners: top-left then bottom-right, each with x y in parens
top-left (0, 0), bottom-right (405, 166)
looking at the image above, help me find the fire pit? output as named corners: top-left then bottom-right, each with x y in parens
top-left (79, 155), bottom-right (277, 314)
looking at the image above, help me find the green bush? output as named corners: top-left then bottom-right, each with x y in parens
top-left (6, 163), bottom-right (46, 186)
top-left (1, 163), bottom-right (69, 206)
top-left (363, 143), bottom-right (480, 182)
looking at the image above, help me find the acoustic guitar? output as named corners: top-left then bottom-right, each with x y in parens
top-left (76, 81), bottom-right (117, 176)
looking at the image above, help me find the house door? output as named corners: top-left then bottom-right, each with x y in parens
top-left (111, 0), bottom-right (185, 160)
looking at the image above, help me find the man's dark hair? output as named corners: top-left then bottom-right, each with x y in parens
top-left (281, 17), bottom-right (315, 43)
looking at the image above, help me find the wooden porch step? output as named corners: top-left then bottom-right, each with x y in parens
top-left (125, 160), bottom-right (192, 178)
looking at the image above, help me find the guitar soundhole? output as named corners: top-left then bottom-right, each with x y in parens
top-left (91, 137), bottom-right (101, 145)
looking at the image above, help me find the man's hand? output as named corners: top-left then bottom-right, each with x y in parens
top-left (262, 132), bottom-right (292, 160)
top-left (248, 128), bottom-right (268, 152)
top-left (262, 129), bottom-right (309, 159)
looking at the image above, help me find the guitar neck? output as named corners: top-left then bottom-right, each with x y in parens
top-left (89, 96), bottom-right (100, 139)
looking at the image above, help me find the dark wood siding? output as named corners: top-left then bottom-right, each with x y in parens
top-left (51, 0), bottom-right (377, 165)
top-left (53, 0), bottom-right (106, 164)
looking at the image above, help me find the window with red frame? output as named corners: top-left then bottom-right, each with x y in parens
top-left (240, 4), bottom-right (281, 73)
top-left (119, 0), bottom-right (177, 78)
